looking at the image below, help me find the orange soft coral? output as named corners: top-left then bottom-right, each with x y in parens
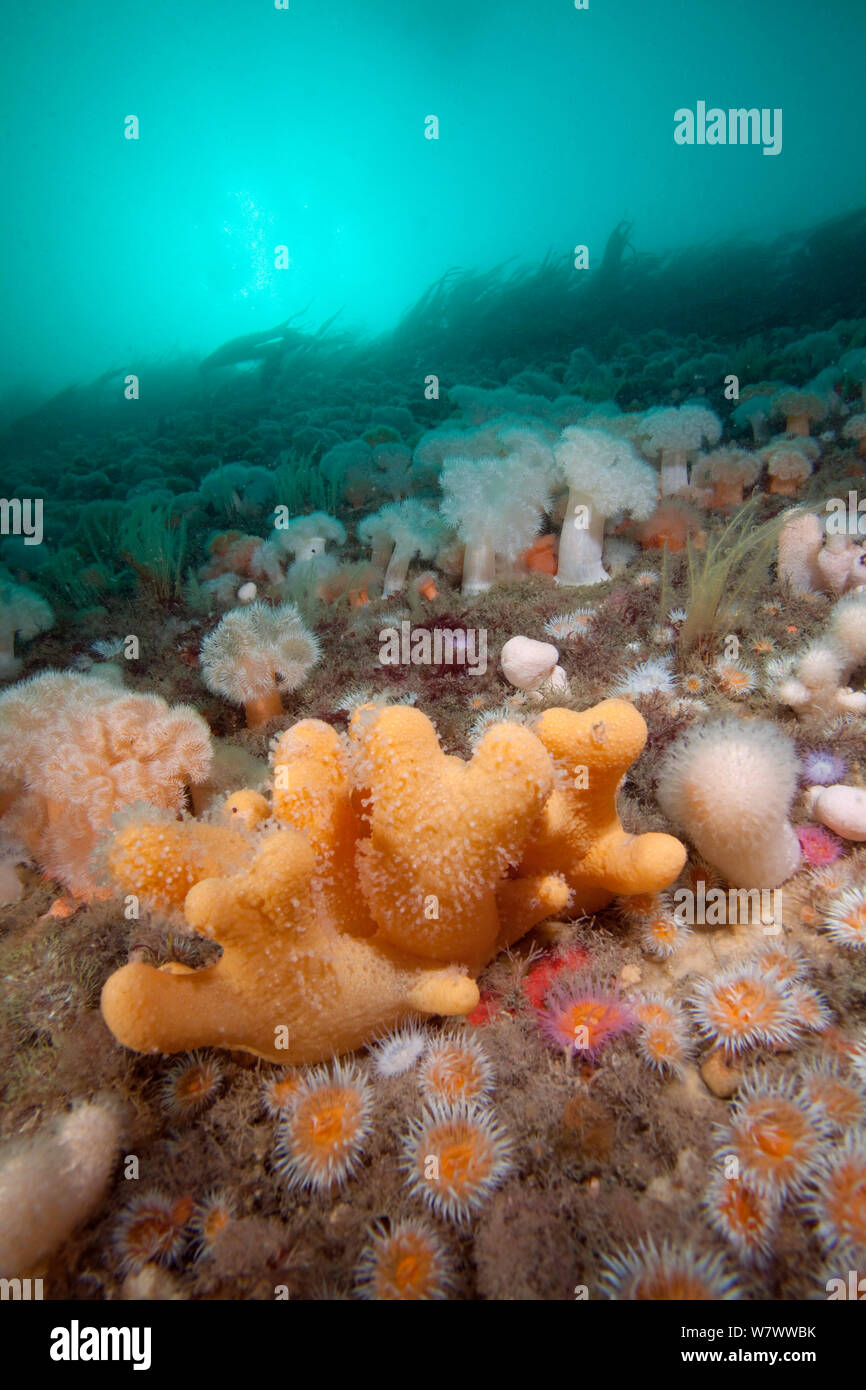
top-left (101, 831), bottom-right (479, 1064)
top-left (517, 700), bottom-right (686, 913)
top-left (0, 671), bottom-right (212, 897)
top-left (271, 719), bottom-right (377, 938)
top-left (107, 814), bottom-right (255, 917)
top-left (348, 705), bottom-right (555, 969)
top-left (100, 699), bottom-right (687, 1066)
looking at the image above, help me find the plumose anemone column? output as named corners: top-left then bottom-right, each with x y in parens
top-left (0, 574), bottom-right (54, 680)
top-left (199, 600), bottom-right (320, 729)
top-left (553, 427), bottom-right (656, 586)
top-left (656, 717), bottom-right (801, 888)
top-left (372, 498), bottom-right (445, 598)
top-left (439, 430), bottom-right (554, 596)
top-left (639, 404), bottom-right (722, 496)
top-left (774, 589), bottom-right (866, 717)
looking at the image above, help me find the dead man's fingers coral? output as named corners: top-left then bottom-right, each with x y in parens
top-left (271, 718), bottom-right (377, 938)
top-left (101, 830), bottom-right (478, 1065)
top-left (518, 699), bottom-right (686, 912)
top-left (495, 874), bottom-right (571, 950)
top-left (349, 704), bottom-right (554, 969)
top-left (107, 813), bottom-right (256, 916)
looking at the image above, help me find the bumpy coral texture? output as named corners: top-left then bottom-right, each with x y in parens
top-left (349, 704), bottom-right (556, 968)
top-left (101, 702), bottom-right (686, 1064)
top-left (101, 830), bottom-right (480, 1065)
top-left (0, 671), bottom-right (212, 896)
top-left (517, 700), bottom-right (687, 912)
top-left (108, 815), bottom-right (254, 916)
top-left (272, 719), bottom-right (377, 939)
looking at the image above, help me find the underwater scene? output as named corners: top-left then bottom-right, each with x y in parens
top-left (2, 0), bottom-right (866, 1323)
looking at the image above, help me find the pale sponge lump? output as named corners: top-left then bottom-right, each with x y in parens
top-left (656, 717), bottom-right (802, 889)
top-left (0, 1098), bottom-right (124, 1277)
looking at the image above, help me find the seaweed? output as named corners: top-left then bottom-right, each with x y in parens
top-left (675, 500), bottom-right (791, 658)
top-left (118, 499), bottom-right (188, 602)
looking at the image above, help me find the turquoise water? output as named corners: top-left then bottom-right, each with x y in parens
top-left (2, 0), bottom-right (864, 404)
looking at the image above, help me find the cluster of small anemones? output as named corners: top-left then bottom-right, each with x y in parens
top-left (703, 1048), bottom-right (866, 1270)
top-left (597, 1236), bottom-right (742, 1300)
top-left (113, 1190), bottom-right (195, 1275)
top-left (274, 1058), bottom-right (374, 1193)
top-left (368, 1021), bottom-right (510, 1231)
top-left (712, 657), bottom-right (757, 697)
top-left (690, 952), bottom-right (830, 1060)
top-left (703, 1070), bottom-right (834, 1267)
top-left (543, 608), bottom-right (594, 641)
top-left (633, 994), bottom-right (692, 1078)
